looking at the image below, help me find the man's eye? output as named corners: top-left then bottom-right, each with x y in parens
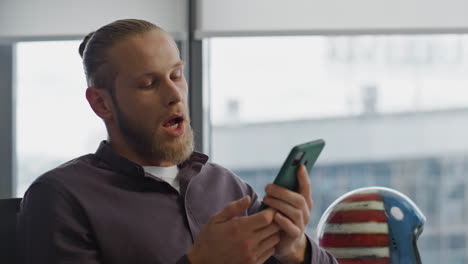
top-left (140, 83), bottom-right (152, 88)
top-left (171, 70), bottom-right (183, 80)
top-left (140, 78), bottom-right (160, 88)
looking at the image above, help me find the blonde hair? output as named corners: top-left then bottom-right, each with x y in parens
top-left (79, 19), bottom-right (160, 91)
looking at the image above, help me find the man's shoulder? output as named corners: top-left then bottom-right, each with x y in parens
top-left (21, 154), bottom-right (100, 210)
top-left (33, 153), bottom-right (99, 187)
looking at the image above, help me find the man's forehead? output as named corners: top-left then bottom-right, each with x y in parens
top-left (109, 30), bottom-right (180, 74)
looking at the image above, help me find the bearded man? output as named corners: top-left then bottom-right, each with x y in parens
top-left (17, 19), bottom-right (337, 264)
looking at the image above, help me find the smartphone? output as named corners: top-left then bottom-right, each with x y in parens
top-left (257, 139), bottom-right (325, 211)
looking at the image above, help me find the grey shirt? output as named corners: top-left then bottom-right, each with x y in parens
top-left (18, 141), bottom-right (337, 264)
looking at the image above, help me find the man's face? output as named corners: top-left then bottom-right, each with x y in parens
top-left (108, 29), bottom-right (193, 165)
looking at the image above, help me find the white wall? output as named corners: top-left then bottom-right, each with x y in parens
top-left (4, 0), bottom-right (468, 40)
top-left (212, 109), bottom-right (468, 169)
top-left (0, 0), bottom-right (187, 41)
top-left (197, 0), bottom-right (468, 37)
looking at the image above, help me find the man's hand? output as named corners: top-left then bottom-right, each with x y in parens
top-left (262, 164), bottom-right (313, 263)
top-left (187, 196), bottom-right (281, 264)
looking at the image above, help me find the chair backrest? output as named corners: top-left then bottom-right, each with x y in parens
top-left (0, 198), bottom-right (21, 264)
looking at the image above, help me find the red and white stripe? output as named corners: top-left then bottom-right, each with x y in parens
top-left (319, 192), bottom-right (390, 264)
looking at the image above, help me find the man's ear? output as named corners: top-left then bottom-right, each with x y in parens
top-left (85, 87), bottom-right (114, 121)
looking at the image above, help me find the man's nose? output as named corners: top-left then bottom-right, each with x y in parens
top-left (162, 79), bottom-right (183, 106)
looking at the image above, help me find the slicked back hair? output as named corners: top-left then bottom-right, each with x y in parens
top-left (78, 19), bottom-right (160, 92)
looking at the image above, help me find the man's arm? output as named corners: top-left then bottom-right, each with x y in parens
top-left (17, 180), bottom-right (101, 264)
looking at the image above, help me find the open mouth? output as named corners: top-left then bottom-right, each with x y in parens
top-left (163, 115), bottom-right (184, 129)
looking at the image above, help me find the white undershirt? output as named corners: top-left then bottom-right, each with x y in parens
top-left (143, 165), bottom-right (180, 192)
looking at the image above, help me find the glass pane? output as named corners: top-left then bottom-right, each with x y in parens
top-left (207, 35), bottom-right (468, 264)
top-left (15, 41), bottom-right (106, 196)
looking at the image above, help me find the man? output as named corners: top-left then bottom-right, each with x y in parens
top-left (17, 19), bottom-right (337, 264)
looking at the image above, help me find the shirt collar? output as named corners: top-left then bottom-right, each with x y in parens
top-left (94, 140), bottom-right (209, 178)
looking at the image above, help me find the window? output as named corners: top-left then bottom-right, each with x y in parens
top-left (15, 41), bottom-right (106, 196)
top-left (207, 35), bottom-right (468, 264)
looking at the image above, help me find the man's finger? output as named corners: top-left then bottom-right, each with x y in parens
top-left (210, 196), bottom-right (251, 223)
top-left (255, 233), bottom-right (280, 262)
top-left (236, 208), bottom-right (276, 231)
top-left (274, 212), bottom-right (302, 238)
top-left (297, 164), bottom-right (312, 211)
top-left (265, 184), bottom-right (305, 209)
top-left (263, 196), bottom-right (304, 227)
top-left (253, 223), bottom-right (280, 242)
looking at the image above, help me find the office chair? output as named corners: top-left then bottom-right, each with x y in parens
top-left (0, 198), bottom-right (21, 264)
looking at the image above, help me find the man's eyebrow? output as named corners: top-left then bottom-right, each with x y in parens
top-left (172, 60), bottom-right (185, 68)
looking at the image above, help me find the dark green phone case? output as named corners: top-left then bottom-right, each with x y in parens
top-left (258, 139), bottom-right (325, 211)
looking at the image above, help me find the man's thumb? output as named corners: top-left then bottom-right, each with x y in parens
top-left (211, 196), bottom-right (251, 223)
